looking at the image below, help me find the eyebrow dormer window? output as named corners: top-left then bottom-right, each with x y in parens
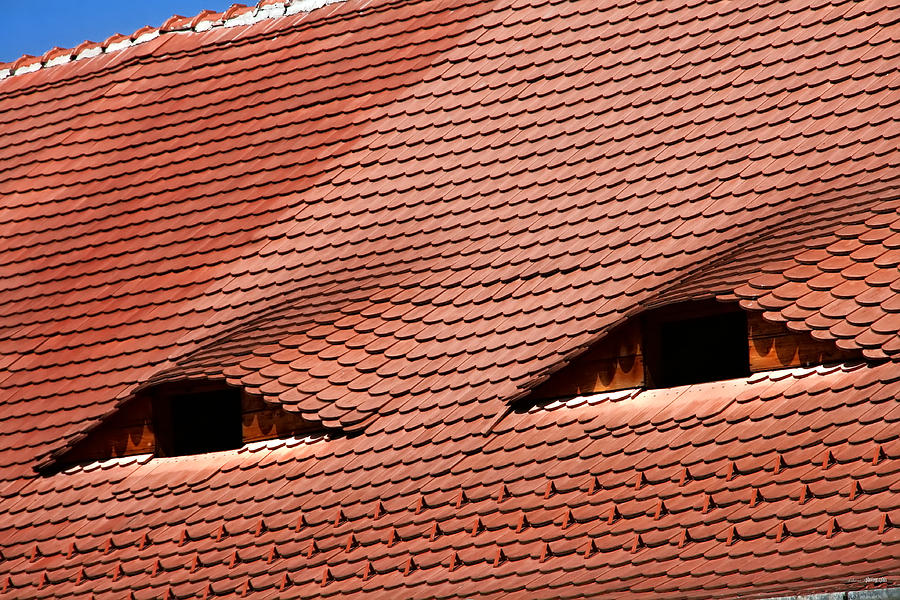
top-left (53, 381), bottom-right (321, 468)
top-left (530, 301), bottom-right (863, 401)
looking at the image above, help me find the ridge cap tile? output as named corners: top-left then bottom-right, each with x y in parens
top-left (0, 0), bottom-right (347, 81)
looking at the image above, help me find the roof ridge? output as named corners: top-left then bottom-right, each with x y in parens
top-left (0, 0), bottom-right (345, 81)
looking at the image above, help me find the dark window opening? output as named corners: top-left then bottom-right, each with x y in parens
top-left (153, 387), bottom-right (242, 457)
top-left (643, 305), bottom-right (749, 388)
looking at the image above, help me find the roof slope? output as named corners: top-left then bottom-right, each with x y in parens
top-left (0, 0), bottom-right (898, 597)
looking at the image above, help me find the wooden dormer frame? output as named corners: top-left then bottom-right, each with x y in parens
top-left (531, 301), bottom-right (863, 401)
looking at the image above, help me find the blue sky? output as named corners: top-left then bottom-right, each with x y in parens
top-left (0, 1), bottom-right (236, 63)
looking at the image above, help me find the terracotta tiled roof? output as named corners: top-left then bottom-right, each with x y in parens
top-left (0, 0), bottom-right (899, 597)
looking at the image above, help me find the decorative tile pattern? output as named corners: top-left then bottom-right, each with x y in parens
top-left (0, 0), bottom-right (898, 597)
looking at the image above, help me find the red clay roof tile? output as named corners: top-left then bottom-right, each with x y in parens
top-left (0, 0), bottom-right (899, 597)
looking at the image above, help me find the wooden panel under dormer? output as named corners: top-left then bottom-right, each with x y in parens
top-left (241, 393), bottom-right (320, 442)
top-left (747, 312), bottom-right (861, 372)
top-left (61, 396), bottom-right (155, 464)
top-left (532, 319), bottom-right (644, 399)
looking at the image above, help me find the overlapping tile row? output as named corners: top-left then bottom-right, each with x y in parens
top-left (735, 202), bottom-right (900, 358)
top-left (0, 365), bottom-right (897, 598)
